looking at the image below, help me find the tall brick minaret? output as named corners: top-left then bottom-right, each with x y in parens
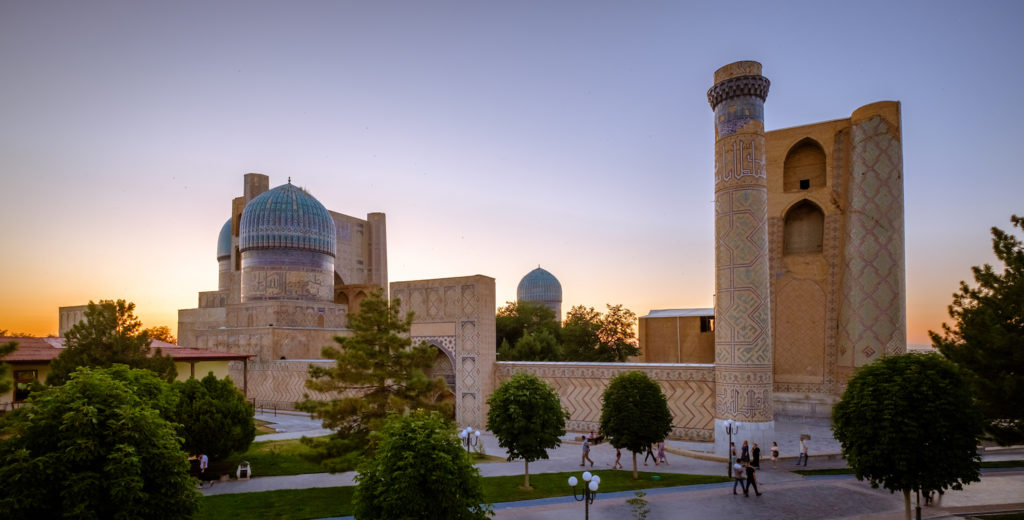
top-left (707, 61), bottom-right (774, 455)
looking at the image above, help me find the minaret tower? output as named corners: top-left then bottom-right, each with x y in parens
top-left (707, 61), bottom-right (774, 455)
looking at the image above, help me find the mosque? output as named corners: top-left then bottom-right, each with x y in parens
top-left (516, 266), bottom-right (562, 320)
top-left (175, 61), bottom-right (906, 456)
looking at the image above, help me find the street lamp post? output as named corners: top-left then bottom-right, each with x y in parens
top-left (568, 471), bottom-right (600, 520)
top-left (724, 419), bottom-right (740, 477)
top-left (459, 426), bottom-right (481, 452)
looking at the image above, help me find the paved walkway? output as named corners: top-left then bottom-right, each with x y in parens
top-left (206, 412), bottom-right (1024, 519)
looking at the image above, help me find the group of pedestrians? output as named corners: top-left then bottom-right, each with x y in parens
top-left (730, 440), bottom-right (764, 497)
top-left (580, 431), bottom-right (669, 469)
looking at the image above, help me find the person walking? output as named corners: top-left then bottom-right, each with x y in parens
top-left (581, 437), bottom-right (594, 467)
top-left (643, 442), bottom-right (659, 466)
top-left (732, 461), bottom-right (747, 495)
top-left (751, 442), bottom-right (761, 469)
top-left (740, 440), bottom-right (750, 463)
top-left (199, 453), bottom-right (211, 488)
top-left (744, 462), bottom-right (762, 496)
top-left (657, 440), bottom-right (669, 466)
top-left (613, 447), bottom-right (623, 470)
top-left (770, 441), bottom-right (780, 468)
top-left (796, 437), bottom-right (809, 466)
top-left (730, 442), bottom-right (737, 466)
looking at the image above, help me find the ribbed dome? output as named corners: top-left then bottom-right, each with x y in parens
top-left (239, 183), bottom-right (336, 256)
top-left (517, 267), bottom-right (562, 303)
top-left (217, 218), bottom-right (232, 260)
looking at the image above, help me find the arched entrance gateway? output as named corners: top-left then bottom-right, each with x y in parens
top-left (390, 275), bottom-right (496, 430)
top-left (426, 343), bottom-right (457, 417)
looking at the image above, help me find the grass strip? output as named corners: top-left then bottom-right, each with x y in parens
top-left (794, 460), bottom-right (1023, 477)
top-left (207, 438), bottom-right (324, 477)
top-left (197, 470), bottom-right (731, 520)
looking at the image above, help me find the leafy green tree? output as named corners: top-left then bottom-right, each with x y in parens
top-left (931, 215), bottom-right (1024, 445)
top-left (354, 409), bottom-right (493, 519)
top-left (145, 325), bottom-right (177, 344)
top-left (486, 372), bottom-right (568, 488)
top-left (562, 304), bottom-right (639, 362)
top-left (0, 329), bottom-right (35, 337)
top-left (497, 328), bottom-right (562, 361)
top-left (0, 341), bottom-right (16, 395)
top-left (496, 300), bottom-right (560, 353)
top-left (48, 299), bottom-right (176, 385)
top-left (173, 372), bottom-right (255, 461)
top-left (599, 371), bottom-right (673, 479)
top-left (832, 353), bottom-right (983, 520)
top-left (0, 366), bottom-right (198, 519)
top-left (297, 290), bottom-right (451, 471)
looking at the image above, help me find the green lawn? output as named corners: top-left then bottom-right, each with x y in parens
top-left (207, 438), bottom-right (324, 477)
top-left (793, 460), bottom-right (1024, 477)
top-left (197, 470), bottom-right (731, 520)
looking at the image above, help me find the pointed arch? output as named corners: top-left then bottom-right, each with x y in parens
top-left (784, 199), bottom-right (825, 255)
top-left (783, 138), bottom-right (826, 192)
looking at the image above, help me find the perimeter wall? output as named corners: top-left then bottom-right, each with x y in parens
top-left (495, 362), bottom-right (716, 442)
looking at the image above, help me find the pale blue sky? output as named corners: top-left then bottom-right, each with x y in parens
top-left (2, 0), bottom-right (1022, 344)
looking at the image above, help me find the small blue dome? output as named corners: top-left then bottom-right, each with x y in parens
top-left (517, 267), bottom-right (562, 303)
top-left (239, 183), bottom-right (336, 256)
top-left (217, 218), bottom-right (232, 260)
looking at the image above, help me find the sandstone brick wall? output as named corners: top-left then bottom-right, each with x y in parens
top-left (495, 362), bottom-right (716, 442)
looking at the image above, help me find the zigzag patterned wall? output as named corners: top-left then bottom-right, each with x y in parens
top-left (495, 362), bottom-right (716, 442)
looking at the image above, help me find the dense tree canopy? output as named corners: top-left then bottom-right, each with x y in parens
top-left (297, 291), bottom-right (451, 471)
top-left (600, 371), bottom-right (673, 478)
top-left (145, 325), bottom-right (177, 344)
top-left (354, 410), bottom-right (492, 520)
top-left (0, 366), bottom-right (198, 519)
top-left (562, 304), bottom-right (639, 362)
top-left (0, 341), bottom-right (15, 395)
top-left (48, 299), bottom-right (176, 385)
top-left (486, 372), bottom-right (568, 488)
top-left (832, 353), bottom-right (983, 520)
top-left (496, 301), bottom-right (639, 362)
top-left (173, 372), bottom-right (255, 461)
top-left (931, 215), bottom-right (1024, 445)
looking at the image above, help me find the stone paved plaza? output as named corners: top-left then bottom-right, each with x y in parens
top-left (203, 412), bottom-right (1024, 520)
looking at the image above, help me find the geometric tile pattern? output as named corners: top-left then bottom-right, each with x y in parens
top-left (838, 115), bottom-right (906, 368)
top-left (712, 86), bottom-right (774, 422)
top-left (391, 276), bottom-right (495, 429)
top-left (495, 362), bottom-right (716, 442)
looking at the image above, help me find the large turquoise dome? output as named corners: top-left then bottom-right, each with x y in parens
top-left (517, 266), bottom-right (562, 303)
top-left (217, 218), bottom-right (232, 260)
top-left (239, 183), bottom-right (336, 256)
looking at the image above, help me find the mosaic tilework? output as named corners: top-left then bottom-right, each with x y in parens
top-left (838, 116), bottom-right (906, 367)
top-left (495, 362), bottom-right (716, 442)
top-left (711, 67), bottom-right (774, 424)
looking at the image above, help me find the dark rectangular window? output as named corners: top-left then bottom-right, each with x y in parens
top-left (799, 179), bottom-right (810, 190)
top-left (700, 316), bottom-right (715, 333)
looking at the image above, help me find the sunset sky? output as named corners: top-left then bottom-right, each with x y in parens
top-left (2, 1), bottom-right (1022, 346)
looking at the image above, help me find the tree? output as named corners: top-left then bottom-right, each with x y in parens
top-left (173, 372), bottom-right (255, 461)
top-left (562, 304), bottom-right (639, 362)
top-left (832, 353), bottom-right (983, 520)
top-left (495, 300), bottom-right (560, 353)
top-left (497, 328), bottom-right (562, 361)
top-left (486, 372), bottom-right (568, 489)
top-left (0, 329), bottom-right (35, 337)
top-left (599, 371), bottom-right (673, 479)
top-left (931, 215), bottom-right (1024, 445)
top-left (297, 290), bottom-right (451, 471)
top-left (0, 341), bottom-right (15, 395)
top-left (354, 410), bottom-right (492, 519)
top-left (48, 299), bottom-right (176, 385)
top-left (145, 325), bottom-right (177, 344)
top-left (0, 366), bottom-right (198, 519)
